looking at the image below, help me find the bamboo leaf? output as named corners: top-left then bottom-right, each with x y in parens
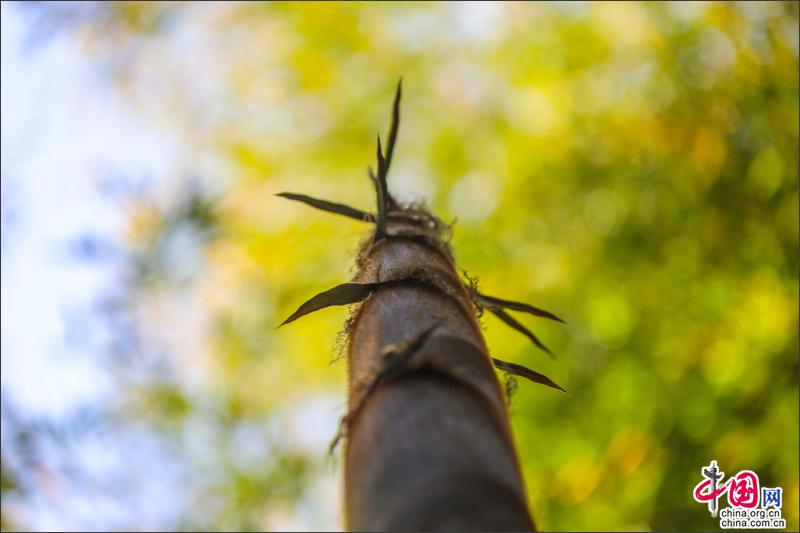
top-left (279, 282), bottom-right (384, 327)
top-left (492, 358), bottom-right (566, 393)
top-left (488, 307), bottom-right (554, 358)
top-left (384, 78), bottom-right (402, 179)
top-left (276, 192), bottom-right (374, 222)
top-left (370, 166), bottom-right (387, 243)
top-left (376, 135), bottom-right (388, 202)
top-left (471, 288), bottom-right (565, 324)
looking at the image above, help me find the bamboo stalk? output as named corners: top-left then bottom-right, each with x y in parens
top-left (279, 81), bottom-right (564, 531)
top-left (344, 213), bottom-right (535, 531)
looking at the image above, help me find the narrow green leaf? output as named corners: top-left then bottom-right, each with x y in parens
top-left (488, 307), bottom-right (554, 358)
top-left (279, 282), bottom-right (384, 327)
top-left (276, 192), bottom-right (374, 222)
top-left (474, 290), bottom-right (565, 324)
top-left (492, 358), bottom-right (566, 393)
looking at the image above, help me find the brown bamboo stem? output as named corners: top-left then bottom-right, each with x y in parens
top-left (344, 212), bottom-right (535, 531)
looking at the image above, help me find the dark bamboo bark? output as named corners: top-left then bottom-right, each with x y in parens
top-left (344, 213), bottom-right (535, 531)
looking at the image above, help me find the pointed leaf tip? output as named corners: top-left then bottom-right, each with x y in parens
top-left (492, 358), bottom-right (566, 393)
top-left (279, 282), bottom-right (384, 327)
top-left (474, 291), bottom-right (565, 324)
top-left (488, 307), bottom-right (555, 358)
top-left (384, 79), bottom-right (402, 181)
top-left (275, 192), bottom-right (374, 223)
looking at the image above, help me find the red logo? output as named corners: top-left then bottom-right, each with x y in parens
top-left (693, 462), bottom-right (762, 516)
top-left (693, 461), bottom-right (785, 529)
top-left (727, 470), bottom-right (759, 508)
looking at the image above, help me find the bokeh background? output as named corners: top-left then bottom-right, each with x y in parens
top-left (1, 2), bottom-right (797, 531)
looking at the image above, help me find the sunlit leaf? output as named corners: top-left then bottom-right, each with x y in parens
top-left (492, 358), bottom-right (566, 393)
top-left (488, 307), bottom-right (554, 358)
top-left (279, 282), bottom-right (384, 327)
top-left (275, 192), bottom-right (374, 222)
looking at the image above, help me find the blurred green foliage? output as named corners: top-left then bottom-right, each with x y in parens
top-left (6, 2), bottom-right (799, 531)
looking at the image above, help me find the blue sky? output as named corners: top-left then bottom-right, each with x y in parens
top-left (1, 4), bottom-right (189, 528)
top-left (1, 8), bottom-right (341, 528)
top-left (0, 2), bottom-right (183, 418)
